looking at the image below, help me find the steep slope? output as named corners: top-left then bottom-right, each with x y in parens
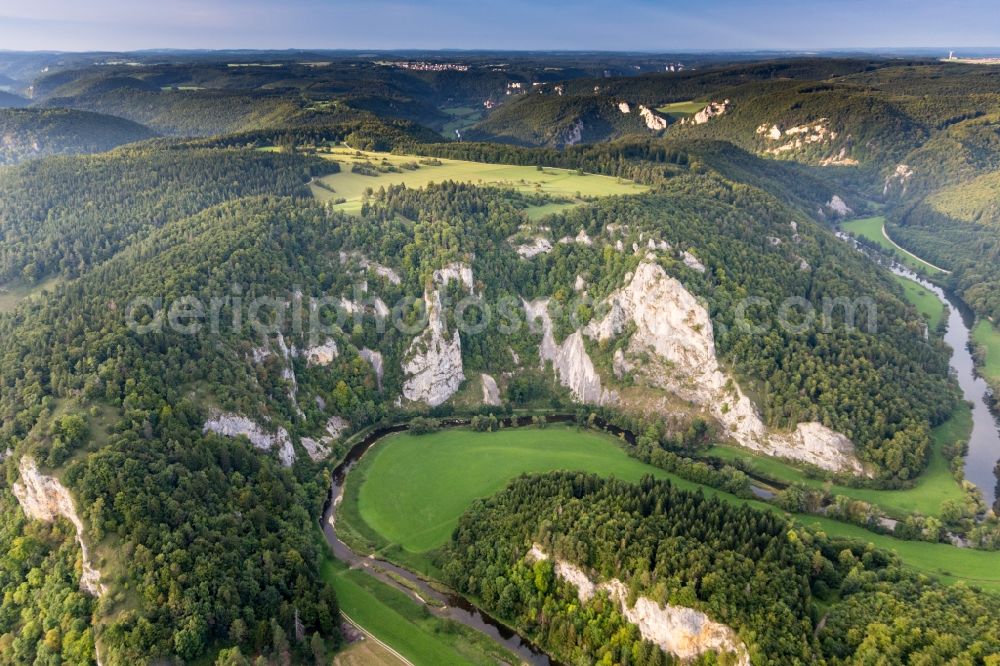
top-left (0, 90), bottom-right (28, 108)
top-left (0, 107), bottom-right (155, 165)
top-left (467, 93), bottom-right (663, 147)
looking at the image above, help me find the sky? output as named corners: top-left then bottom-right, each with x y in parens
top-left (0, 0), bottom-right (998, 52)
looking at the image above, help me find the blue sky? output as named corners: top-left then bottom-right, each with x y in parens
top-left (0, 0), bottom-right (997, 52)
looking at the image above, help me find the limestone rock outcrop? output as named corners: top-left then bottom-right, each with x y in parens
top-left (638, 105), bottom-right (668, 130)
top-left (481, 373), bottom-right (501, 405)
top-left (13, 457), bottom-right (106, 596)
top-left (300, 416), bottom-right (349, 461)
top-left (514, 237), bottom-right (553, 258)
top-left (402, 290), bottom-right (465, 406)
top-left (524, 299), bottom-right (611, 405)
top-left (527, 546), bottom-right (749, 665)
top-left (203, 413), bottom-right (296, 466)
top-left (360, 347), bottom-right (384, 391)
top-left (586, 261), bottom-right (866, 475)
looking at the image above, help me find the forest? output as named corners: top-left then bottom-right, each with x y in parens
top-left (444, 472), bottom-right (1000, 664)
top-left (0, 52), bottom-right (998, 664)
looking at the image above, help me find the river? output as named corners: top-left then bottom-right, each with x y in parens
top-left (839, 232), bottom-right (1000, 504)
top-left (320, 239), bottom-right (1000, 662)
top-left (321, 421), bottom-right (560, 666)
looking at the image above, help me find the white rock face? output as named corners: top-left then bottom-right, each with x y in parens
top-left (300, 416), bottom-right (350, 461)
top-left (433, 262), bottom-right (475, 292)
top-left (275, 333), bottom-right (305, 419)
top-left (340, 251), bottom-right (402, 285)
top-left (692, 100), bottom-right (729, 125)
top-left (481, 373), bottom-right (501, 406)
top-left (884, 164), bottom-right (914, 195)
top-left (523, 299), bottom-right (611, 404)
top-left (682, 250), bottom-right (706, 273)
top-left (587, 261), bottom-right (866, 474)
top-left (559, 229), bottom-right (593, 246)
top-left (304, 339), bottom-right (338, 367)
top-left (360, 348), bottom-right (384, 391)
top-left (574, 275), bottom-right (587, 292)
top-left (13, 457), bottom-right (106, 596)
top-left (618, 101), bottom-right (631, 113)
top-left (203, 413), bottom-right (296, 466)
top-left (402, 290), bottom-right (465, 406)
top-left (639, 105), bottom-right (668, 130)
top-left (527, 546), bottom-right (749, 665)
top-left (820, 147), bottom-right (859, 166)
top-left (761, 118), bottom-right (838, 157)
top-left (825, 195), bottom-right (853, 217)
top-left (514, 237), bottom-right (553, 258)
top-left (561, 119), bottom-right (584, 146)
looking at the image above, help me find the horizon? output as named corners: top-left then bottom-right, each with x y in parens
top-left (2, 0), bottom-right (999, 53)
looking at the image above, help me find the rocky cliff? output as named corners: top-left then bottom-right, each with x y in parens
top-left (523, 298), bottom-right (612, 405)
top-left (586, 260), bottom-right (866, 475)
top-left (203, 413), bottom-right (296, 466)
top-left (528, 545), bottom-right (749, 665)
top-left (12, 456), bottom-right (106, 596)
top-left (402, 290), bottom-right (465, 406)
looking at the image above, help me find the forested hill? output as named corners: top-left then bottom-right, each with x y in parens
top-left (445, 472), bottom-right (1000, 664)
top-left (0, 108), bottom-right (155, 165)
top-left (0, 145), bottom-right (335, 282)
top-left (0, 90), bottom-right (28, 108)
top-left (0, 53), bottom-right (996, 665)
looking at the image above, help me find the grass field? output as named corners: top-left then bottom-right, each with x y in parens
top-left (973, 319), bottom-right (1000, 389)
top-left (311, 147), bottom-right (646, 215)
top-left (343, 425), bottom-right (1000, 592)
top-left (841, 216), bottom-right (946, 275)
top-left (322, 554), bottom-right (513, 666)
top-left (333, 639), bottom-right (401, 666)
top-left (0, 275), bottom-right (63, 314)
top-left (354, 426), bottom-right (674, 553)
top-left (705, 402), bottom-right (972, 519)
top-left (439, 106), bottom-right (483, 138)
top-left (894, 274), bottom-right (946, 330)
top-left (655, 100), bottom-right (706, 118)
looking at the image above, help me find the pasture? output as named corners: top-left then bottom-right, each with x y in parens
top-left (894, 274), bottom-right (946, 330)
top-left (704, 402), bottom-right (972, 520)
top-left (351, 426), bottom-right (673, 553)
top-left (841, 216), bottom-right (946, 275)
top-left (655, 100), bottom-right (706, 118)
top-left (973, 319), bottom-right (1000, 389)
top-left (342, 424), bottom-right (1000, 591)
top-left (310, 147), bottom-right (646, 215)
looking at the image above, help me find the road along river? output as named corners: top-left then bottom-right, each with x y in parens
top-left (839, 231), bottom-right (1000, 504)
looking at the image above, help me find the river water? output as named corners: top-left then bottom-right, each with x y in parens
top-left (321, 422), bottom-right (560, 666)
top-left (839, 232), bottom-right (1000, 504)
top-left (892, 264), bottom-right (1000, 503)
top-left (319, 239), bottom-right (1000, 661)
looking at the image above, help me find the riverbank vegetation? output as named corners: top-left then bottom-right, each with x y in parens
top-left (339, 423), bottom-right (1000, 591)
top-left (445, 472), bottom-right (1000, 664)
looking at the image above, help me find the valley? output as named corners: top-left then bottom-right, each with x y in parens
top-left (2, 48), bottom-right (1000, 665)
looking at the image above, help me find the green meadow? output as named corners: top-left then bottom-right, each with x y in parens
top-left (841, 216), bottom-right (946, 275)
top-left (352, 426), bottom-right (673, 553)
top-left (894, 274), bottom-right (946, 330)
top-left (340, 425), bottom-right (1000, 592)
top-left (973, 318), bottom-right (1000, 390)
top-left (705, 402), bottom-right (971, 520)
top-left (321, 555), bottom-right (512, 666)
top-left (655, 100), bottom-right (706, 118)
top-left (310, 147), bottom-right (646, 215)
